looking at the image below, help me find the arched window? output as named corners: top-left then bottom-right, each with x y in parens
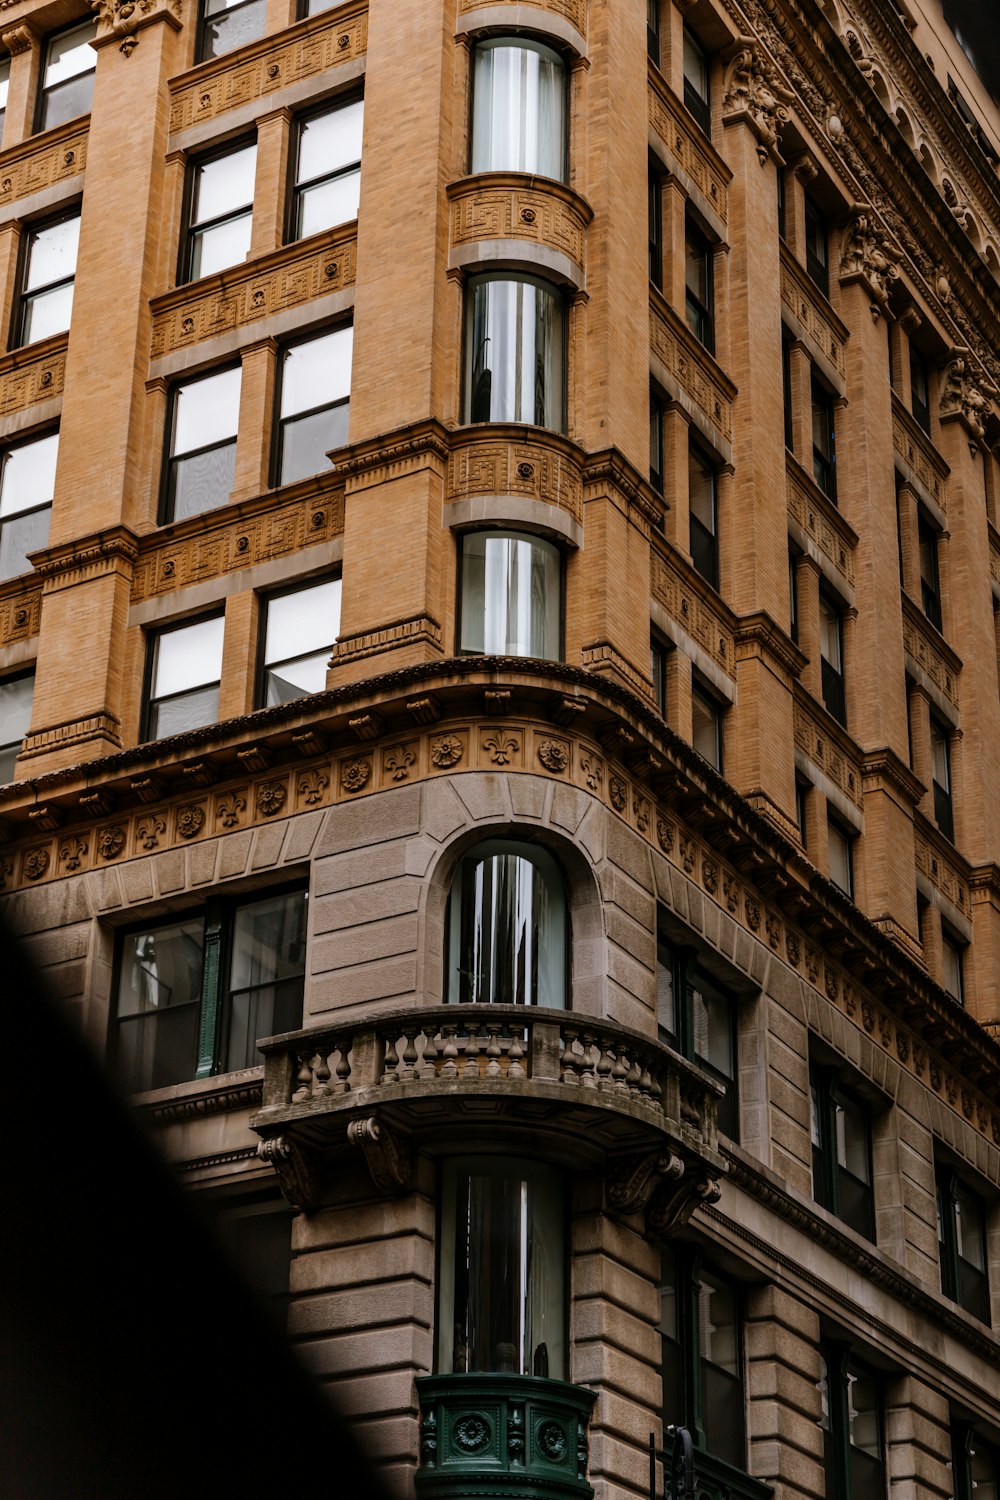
top-left (470, 38), bottom-right (567, 182)
top-left (447, 840), bottom-right (567, 1007)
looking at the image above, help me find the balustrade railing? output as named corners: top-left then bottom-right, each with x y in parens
top-left (257, 1005), bottom-right (719, 1149)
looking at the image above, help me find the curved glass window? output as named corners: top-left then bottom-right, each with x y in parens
top-left (471, 39), bottom-right (567, 182)
top-left (447, 839), bottom-right (567, 1008)
top-left (439, 1158), bottom-right (566, 1378)
top-left (464, 275), bottom-right (565, 431)
top-left (460, 531), bottom-right (561, 660)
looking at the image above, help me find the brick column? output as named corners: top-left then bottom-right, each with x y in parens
top-left (0, 222), bottom-right (23, 346)
top-left (896, 479), bottom-right (920, 603)
top-left (787, 340), bottom-right (812, 472)
top-left (794, 554), bottom-right (821, 699)
top-left (0, 24), bottom-right (40, 150)
top-left (667, 648), bottom-right (692, 742)
top-left (250, 108), bottom-right (292, 260)
top-left (218, 591), bottom-right (259, 720)
top-left (662, 401), bottom-right (690, 552)
top-left (24, 1), bottom-right (187, 773)
top-left (907, 682), bottom-right (933, 816)
top-left (232, 337), bottom-right (278, 500)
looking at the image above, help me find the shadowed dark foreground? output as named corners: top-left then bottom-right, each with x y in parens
top-left (0, 909), bottom-right (391, 1500)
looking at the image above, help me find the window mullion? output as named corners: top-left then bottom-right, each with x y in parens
top-left (826, 1342), bottom-right (852, 1500)
top-left (195, 900), bottom-right (227, 1078)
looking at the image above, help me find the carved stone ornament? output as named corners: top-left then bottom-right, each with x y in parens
top-left (385, 745), bottom-right (416, 781)
top-left (257, 780), bottom-right (288, 817)
top-left (722, 40), bottom-right (795, 162)
top-left (607, 1150), bottom-right (684, 1214)
top-left (90, 0), bottom-right (182, 55)
top-left (839, 209), bottom-right (900, 306)
top-left (940, 356), bottom-right (991, 441)
top-left (347, 1115), bottom-right (412, 1193)
top-left (59, 835), bottom-right (88, 872)
top-left (646, 1171), bottom-right (723, 1237)
top-left (609, 774), bottom-right (627, 813)
top-left (176, 804), bottom-right (205, 839)
top-left (537, 738), bottom-right (569, 773)
top-left (23, 847), bottom-right (49, 881)
top-left (297, 769), bottom-right (328, 805)
top-left (255, 1135), bottom-right (318, 1213)
top-left (341, 757), bottom-right (371, 793)
top-left (98, 825), bottom-right (126, 860)
top-left (217, 793), bottom-right (246, 829)
top-left (430, 734), bottom-right (463, 769)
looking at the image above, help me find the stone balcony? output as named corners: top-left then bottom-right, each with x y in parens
top-left (415, 1373), bottom-right (597, 1500)
top-left (252, 1005), bottom-right (724, 1216)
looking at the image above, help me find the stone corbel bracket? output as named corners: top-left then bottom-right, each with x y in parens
top-left (940, 348), bottom-right (996, 446)
top-left (90, 0), bottom-right (182, 56)
top-left (646, 1169), bottom-right (722, 1237)
top-left (607, 1149), bottom-right (684, 1215)
top-left (256, 1134), bottom-right (319, 1214)
top-left (347, 1114), bottom-right (412, 1194)
top-left (839, 203), bottom-right (901, 312)
top-left (721, 37), bottom-right (795, 165)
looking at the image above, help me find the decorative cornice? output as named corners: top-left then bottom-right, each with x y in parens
top-left (721, 36), bottom-right (796, 163)
top-left (838, 203), bottom-right (901, 308)
top-left (331, 418), bottom-right (451, 480)
top-left (860, 746), bottom-right (924, 808)
top-left (733, 611), bottom-right (807, 683)
top-left (29, 526), bottom-right (139, 588)
top-left (90, 0), bottom-right (182, 56)
top-left (582, 447), bottom-right (666, 530)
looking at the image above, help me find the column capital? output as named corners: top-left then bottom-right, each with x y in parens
top-left (91, 0), bottom-right (183, 58)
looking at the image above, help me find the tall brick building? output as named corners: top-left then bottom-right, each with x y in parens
top-left (2, 0), bottom-right (1000, 1492)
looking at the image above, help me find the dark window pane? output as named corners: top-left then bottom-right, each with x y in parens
top-left (116, 919), bottom-right (205, 1091)
top-left (225, 891), bottom-right (307, 1066)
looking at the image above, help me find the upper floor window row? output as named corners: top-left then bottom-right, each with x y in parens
top-left (161, 323), bottom-right (353, 523)
top-left (182, 96), bottom-right (364, 286)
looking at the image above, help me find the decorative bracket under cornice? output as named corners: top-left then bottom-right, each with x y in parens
top-left (607, 1149), bottom-right (684, 1215)
top-left (347, 1114), bottom-right (412, 1194)
top-left (256, 1134), bottom-right (319, 1214)
top-left (646, 1170), bottom-right (723, 1237)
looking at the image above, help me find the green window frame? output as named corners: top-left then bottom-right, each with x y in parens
top-left (936, 1163), bottom-right (990, 1323)
top-left (951, 1421), bottom-right (1000, 1500)
top-left (810, 1065), bottom-right (875, 1241)
top-left (656, 928), bottom-right (739, 1139)
top-left (820, 1344), bottom-right (886, 1500)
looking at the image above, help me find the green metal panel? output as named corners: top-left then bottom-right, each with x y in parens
top-left (415, 1373), bottom-right (597, 1499)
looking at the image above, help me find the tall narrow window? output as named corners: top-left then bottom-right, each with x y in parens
top-left (782, 330), bottom-right (795, 451)
top-left (651, 632), bottom-right (669, 718)
top-left (0, 669), bottom-right (33, 782)
top-left (143, 614), bottom-right (224, 740)
top-left (274, 326), bottom-right (352, 484)
top-left (685, 220), bottom-right (714, 352)
top-left (657, 934), bottom-right (738, 1139)
top-left (460, 531), bottom-right (561, 660)
top-left (820, 1347), bottom-right (886, 1500)
top-left (17, 211), bottom-right (80, 346)
top-left (788, 546), bottom-right (800, 644)
top-left (689, 443), bottom-right (719, 588)
top-left (682, 28), bottom-right (711, 134)
top-left (930, 715), bottom-right (954, 841)
top-left (776, 165), bottom-right (787, 239)
top-left (660, 1249), bottom-right (752, 1480)
top-left (470, 38), bottom-right (567, 182)
top-left (917, 509), bottom-right (942, 629)
top-left (647, 0), bottom-right (660, 64)
top-left (464, 275), bottom-right (566, 430)
top-left (909, 343), bottom-right (931, 434)
top-left (827, 813), bottom-right (854, 898)
top-left (804, 193), bottom-right (829, 294)
top-left (37, 20), bottom-right (97, 133)
top-left (257, 577), bottom-right (341, 707)
top-left (649, 390), bottom-right (665, 493)
top-left (811, 1067), bottom-right (874, 1239)
top-left (447, 840), bottom-right (567, 1008)
top-left (292, 98), bottom-right (364, 239)
top-left (0, 55), bottom-right (11, 144)
top-left (811, 375), bottom-right (837, 501)
top-left (937, 1165), bottom-right (990, 1322)
top-left (819, 589), bottom-right (846, 724)
top-left (184, 141), bottom-right (256, 282)
top-left (163, 366), bottom-right (241, 523)
top-left (942, 929), bottom-right (965, 1006)
top-left (692, 677), bottom-right (724, 772)
top-left (648, 164), bottom-right (663, 289)
top-left (198, 0), bottom-right (265, 62)
top-left (439, 1159), bottom-right (566, 1378)
top-left (114, 887), bottom-right (307, 1092)
top-left (0, 429), bottom-right (57, 581)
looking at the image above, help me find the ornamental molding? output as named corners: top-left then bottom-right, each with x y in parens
top-left (838, 204), bottom-right (901, 307)
top-left (447, 171), bottom-right (593, 272)
top-left (255, 1134), bottom-right (318, 1213)
top-left (649, 291), bottom-right (736, 449)
top-left (582, 446), bottom-right (665, 532)
top-left (733, 611), bottom-right (807, 685)
top-left (90, 0), bottom-right (181, 55)
top-left (647, 67), bottom-right (731, 225)
top-left (347, 1114), bottom-right (412, 1193)
top-left (860, 747), bottom-right (924, 809)
top-left (721, 37), bottom-right (795, 162)
top-left (29, 525), bottom-right (139, 587)
top-left (939, 352), bottom-right (994, 442)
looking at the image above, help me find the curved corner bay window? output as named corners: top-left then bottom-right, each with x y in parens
top-left (439, 1159), bottom-right (566, 1379)
top-left (471, 39), bottom-right (567, 181)
top-left (447, 840), bottom-right (567, 1007)
top-left (464, 276), bottom-right (565, 431)
top-left (460, 531), bottom-right (561, 660)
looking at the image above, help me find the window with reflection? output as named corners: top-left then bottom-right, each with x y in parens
top-left (274, 326), bottom-right (352, 484)
top-left (811, 374), bottom-right (837, 501)
top-left (648, 164), bottom-right (663, 289)
top-left (820, 1346), bottom-right (886, 1500)
top-left (692, 676), bottom-right (724, 772)
top-left (37, 20), bottom-right (96, 133)
top-left (951, 1421), bottom-right (1000, 1500)
top-left (804, 193), bottom-right (829, 295)
top-left (819, 589), bottom-right (846, 724)
top-left (459, 530), bottom-right (561, 660)
top-left (931, 715), bottom-right (954, 841)
top-left (910, 342), bottom-right (931, 434)
top-left (827, 812), bottom-right (854, 898)
top-left (657, 931), bottom-right (738, 1139)
top-left (291, 98), bottom-right (363, 239)
top-left (143, 613), bottom-right (224, 741)
top-left (689, 442), bottom-right (719, 588)
top-left (470, 38), bottom-right (567, 182)
top-left (447, 840), bottom-right (567, 1008)
top-left (17, 211), bottom-right (80, 347)
top-left (682, 28), bottom-right (711, 134)
top-left (0, 56), bottom-right (11, 145)
top-left (0, 429), bottom-right (57, 581)
top-left (942, 928), bottom-right (965, 1006)
top-left (917, 508), bottom-right (942, 629)
top-left (0, 669), bottom-right (33, 782)
top-left (257, 577), bottom-right (341, 707)
top-left (685, 219), bottom-right (714, 352)
top-left (163, 365), bottom-right (240, 522)
top-left (464, 275), bottom-right (566, 431)
top-left (810, 1065), bottom-right (874, 1240)
top-left (937, 1163), bottom-right (990, 1322)
top-left (114, 887), bottom-right (307, 1092)
top-left (198, 0), bottom-right (265, 62)
top-left (439, 1158), bottom-right (566, 1378)
top-left (660, 1248), bottom-right (749, 1476)
top-left (184, 140), bottom-right (256, 282)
